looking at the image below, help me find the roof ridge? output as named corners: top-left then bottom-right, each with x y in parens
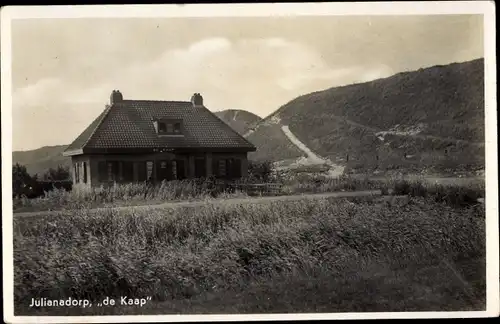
top-left (123, 99), bottom-right (190, 104)
top-left (80, 104), bottom-right (113, 150)
top-left (200, 105), bottom-right (256, 148)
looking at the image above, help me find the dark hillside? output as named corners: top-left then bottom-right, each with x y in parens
top-left (13, 145), bottom-right (70, 176)
top-left (248, 58), bottom-right (485, 174)
top-left (214, 109), bottom-right (262, 136)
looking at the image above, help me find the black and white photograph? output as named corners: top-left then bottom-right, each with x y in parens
top-left (2, 2), bottom-right (498, 322)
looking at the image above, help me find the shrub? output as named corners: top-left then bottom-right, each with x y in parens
top-left (392, 179), bottom-right (484, 208)
top-left (248, 160), bottom-right (274, 182)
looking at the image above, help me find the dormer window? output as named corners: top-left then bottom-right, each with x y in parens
top-left (166, 123), bottom-right (173, 133)
top-left (155, 119), bottom-right (183, 136)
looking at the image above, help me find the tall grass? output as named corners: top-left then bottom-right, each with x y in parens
top-left (280, 174), bottom-right (387, 194)
top-left (13, 175), bottom-right (485, 213)
top-left (391, 179), bottom-right (485, 208)
top-left (14, 195), bottom-right (486, 314)
top-left (12, 179), bottom-right (250, 213)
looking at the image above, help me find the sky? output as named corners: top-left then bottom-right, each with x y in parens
top-left (10, 15), bottom-right (483, 151)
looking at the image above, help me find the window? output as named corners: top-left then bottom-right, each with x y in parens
top-left (123, 161), bottom-right (134, 182)
top-left (194, 158), bottom-right (206, 178)
top-left (97, 161), bottom-right (120, 182)
top-left (83, 162), bottom-right (87, 183)
top-left (213, 158), bottom-right (242, 179)
top-left (137, 162), bottom-right (147, 182)
top-left (156, 120), bottom-right (183, 135)
top-left (232, 159), bottom-right (242, 178)
top-left (158, 122), bottom-right (167, 133)
top-left (98, 161), bottom-right (107, 181)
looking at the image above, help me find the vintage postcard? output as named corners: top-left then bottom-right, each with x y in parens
top-left (2, 2), bottom-right (498, 323)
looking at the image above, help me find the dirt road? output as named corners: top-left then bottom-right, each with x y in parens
top-left (13, 190), bottom-right (384, 218)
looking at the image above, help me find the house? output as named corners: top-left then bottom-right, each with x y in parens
top-left (62, 90), bottom-right (256, 187)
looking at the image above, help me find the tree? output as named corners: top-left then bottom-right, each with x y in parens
top-left (13, 163), bottom-right (34, 197)
top-left (43, 165), bottom-right (70, 181)
top-left (248, 160), bottom-right (274, 182)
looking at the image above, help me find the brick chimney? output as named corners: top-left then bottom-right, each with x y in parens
top-left (190, 93), bottom-right (203, 107)
top-left (110, 90), bottom-right (123, 104)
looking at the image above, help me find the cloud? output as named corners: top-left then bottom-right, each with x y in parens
top-left (187, 37), bottom-right (232, 54)
top-left (12, 37), bottom-right (397, 149)
top-left (14, 37), bottom-right (397, 109)
top-left (13, 78), bottom-right (63, 107)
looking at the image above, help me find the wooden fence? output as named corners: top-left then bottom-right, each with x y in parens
top-left (213, 181), bottom-right (284, 196)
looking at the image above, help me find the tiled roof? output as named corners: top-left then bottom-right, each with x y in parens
top-left (64, 98), bottom-right (256, 155)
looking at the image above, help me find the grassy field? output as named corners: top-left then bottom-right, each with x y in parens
top-left (13, 179), bottom-right (486, 315)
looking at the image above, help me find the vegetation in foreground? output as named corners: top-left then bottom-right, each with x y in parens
top-left (14, 193), bottom-right (485, 315)
top-left (13, 169), bottom-right (485, 213)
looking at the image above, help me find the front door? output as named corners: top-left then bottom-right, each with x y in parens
top-left (157, 160), bottom-right (172, 182)
top-left (176, 159), bottom-right (186, 180)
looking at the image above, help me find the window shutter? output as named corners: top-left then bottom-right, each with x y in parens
top-left (74, 164), bottom-right (79, 183)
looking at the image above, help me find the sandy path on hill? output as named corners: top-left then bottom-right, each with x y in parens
top-left (280, 125), bottom-right (345, 177)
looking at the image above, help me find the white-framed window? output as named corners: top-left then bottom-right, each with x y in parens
top-left (156, 120), bottom-right (183, 135)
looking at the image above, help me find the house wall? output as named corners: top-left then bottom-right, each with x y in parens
top-left (82, 151), bottom-right (249, 187)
